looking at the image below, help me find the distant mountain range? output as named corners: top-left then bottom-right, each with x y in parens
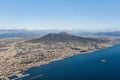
top-left (95, 31), bottom-right (120, 36)
top-left (0, 30), bottom-right (61, 38)
top-left (28, 32), bottom-right (106, 43)
top-left (0, 29), bottom-right (93, 38)
top-left (0, 30), bottom-right (39, 38)
top-left (1, 29), bottom-right (119, 39)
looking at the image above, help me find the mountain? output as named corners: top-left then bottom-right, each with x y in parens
top-left (27, 32), bottom-right (104, 43)
top-left (0, 30), bottom-right (51, 38)
top-left (0, 30), bottom-right (38, 38)
top-left (95, 31), bottom-right (120, 36)
top-left (0, 29), bottom-right (95, 38)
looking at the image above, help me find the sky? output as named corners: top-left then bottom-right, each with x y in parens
top-left (0, 0), bottom-right (120, 31)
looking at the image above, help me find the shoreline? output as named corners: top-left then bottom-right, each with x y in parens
top-left (0, 40), bottom-right (119, 80)
top-left (18, 44), bottom-right (117, 78)
top-left (4, 51), bottom-right (94, 80)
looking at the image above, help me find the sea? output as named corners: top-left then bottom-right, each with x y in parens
top-left (10, 44), bottom-right (120, 80)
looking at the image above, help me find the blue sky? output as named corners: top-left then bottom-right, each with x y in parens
top-left (0, 0), bottom-right (120, 31)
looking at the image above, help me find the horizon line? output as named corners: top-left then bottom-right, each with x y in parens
top-left (0, 28), bottom-right (119, 32)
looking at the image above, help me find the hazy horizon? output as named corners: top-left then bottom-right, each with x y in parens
top-left (0, 28), bottom-right (119, 32)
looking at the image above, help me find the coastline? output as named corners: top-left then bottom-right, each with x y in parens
top-left (14, 43), bottom-right (117, 79)
top-left (0, 39), bottom-right (119, 80)
top-left (18, 43), bottom-right (120, 80)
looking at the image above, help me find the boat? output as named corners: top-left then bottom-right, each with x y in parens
top-left (101, 59), bottom-right (106, 62)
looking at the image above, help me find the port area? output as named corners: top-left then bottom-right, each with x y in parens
top-left (0, 72), bottom-right (30, 80)
top-left (9, 74), bottom-right (30, 80)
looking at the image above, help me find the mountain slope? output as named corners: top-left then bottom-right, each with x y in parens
top-left (27, 32), bottom-right (105, 43)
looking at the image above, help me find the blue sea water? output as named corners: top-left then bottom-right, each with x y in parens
top-left (16, 45), bottom-right (120, 80)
